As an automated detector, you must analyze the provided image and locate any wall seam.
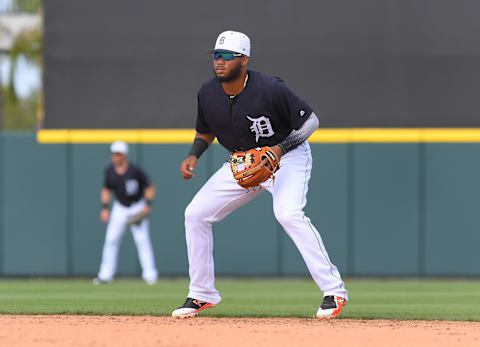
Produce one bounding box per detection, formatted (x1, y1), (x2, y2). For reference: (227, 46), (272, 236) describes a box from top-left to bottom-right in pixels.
(136, 143), (143, 276)
(66, 144), (73, 275)
(346, 143), (355, 275)
(418, 143), (427, 275)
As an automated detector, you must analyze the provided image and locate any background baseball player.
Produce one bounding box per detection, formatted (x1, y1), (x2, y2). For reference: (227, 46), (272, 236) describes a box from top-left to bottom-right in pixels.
(172, 30), (348, 318)
(94, 141), (158, 285)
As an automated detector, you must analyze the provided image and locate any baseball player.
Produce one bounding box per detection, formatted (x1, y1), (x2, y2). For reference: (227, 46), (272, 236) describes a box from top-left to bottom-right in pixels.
(171, 31), (348, 318)
(94, 141), (158, 285)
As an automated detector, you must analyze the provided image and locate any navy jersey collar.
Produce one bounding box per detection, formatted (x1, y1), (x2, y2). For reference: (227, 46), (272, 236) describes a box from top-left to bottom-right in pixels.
(216, 70), (254, 100)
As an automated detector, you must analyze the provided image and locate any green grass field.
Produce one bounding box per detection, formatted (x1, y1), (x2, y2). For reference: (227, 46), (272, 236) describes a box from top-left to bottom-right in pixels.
(0, 278), (479, 321)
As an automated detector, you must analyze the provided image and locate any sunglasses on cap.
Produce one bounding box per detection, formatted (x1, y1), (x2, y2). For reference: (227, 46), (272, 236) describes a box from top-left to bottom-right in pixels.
(212, 51), (243, 61)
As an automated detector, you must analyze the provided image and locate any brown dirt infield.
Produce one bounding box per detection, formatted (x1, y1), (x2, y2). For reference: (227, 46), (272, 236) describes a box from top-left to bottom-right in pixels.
(0, 315), (479, 347)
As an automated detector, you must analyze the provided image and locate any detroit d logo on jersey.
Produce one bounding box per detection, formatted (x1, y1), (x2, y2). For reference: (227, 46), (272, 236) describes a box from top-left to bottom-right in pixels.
(125, 179), (139, 196)
(247, 116), (275, 142)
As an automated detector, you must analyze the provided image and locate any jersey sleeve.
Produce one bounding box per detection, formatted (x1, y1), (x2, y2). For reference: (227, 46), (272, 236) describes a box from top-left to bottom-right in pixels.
(273, 78), (314, 130)
(103, 168), (114, 190)
(137, 167), (152, 188)
(195, 94), (212, 134)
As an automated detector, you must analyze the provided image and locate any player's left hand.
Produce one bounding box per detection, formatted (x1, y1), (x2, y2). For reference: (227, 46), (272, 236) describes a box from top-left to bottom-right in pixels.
(142, 205), (151, 217)
(270, 145), (284, 161)
(262, 145), (284, 171)
(100, 208), (110, 223)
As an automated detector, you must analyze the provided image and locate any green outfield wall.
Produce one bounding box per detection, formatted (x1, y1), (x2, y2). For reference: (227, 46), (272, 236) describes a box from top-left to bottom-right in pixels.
(1, 132), (480, 277)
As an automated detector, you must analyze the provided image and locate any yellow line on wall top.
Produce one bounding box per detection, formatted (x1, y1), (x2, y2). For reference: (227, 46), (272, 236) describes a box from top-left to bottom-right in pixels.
(37, 128), (480, 144)
(37, 129), (196, 144)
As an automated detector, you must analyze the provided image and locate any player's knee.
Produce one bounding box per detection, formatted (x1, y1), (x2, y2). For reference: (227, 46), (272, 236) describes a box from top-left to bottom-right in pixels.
(273, 206), (303, 227)
(185, 202), (206, 225)
(133, 232), (147, 244)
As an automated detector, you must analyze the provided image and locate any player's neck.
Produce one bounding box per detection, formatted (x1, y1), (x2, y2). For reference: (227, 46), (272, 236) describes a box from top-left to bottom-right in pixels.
(114, 161), (129, 175)
(222, 71), (248, 97)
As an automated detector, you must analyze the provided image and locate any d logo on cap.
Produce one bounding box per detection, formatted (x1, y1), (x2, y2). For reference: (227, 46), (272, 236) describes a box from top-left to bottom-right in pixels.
(214, 30), (251, 57)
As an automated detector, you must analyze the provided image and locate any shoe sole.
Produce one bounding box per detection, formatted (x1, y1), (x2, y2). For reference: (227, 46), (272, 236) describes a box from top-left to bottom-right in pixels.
(316, 307), (344, 319)
(316, 312), (341, 319)
(316, 297), (347, 319)
(172, 303), (215, 319)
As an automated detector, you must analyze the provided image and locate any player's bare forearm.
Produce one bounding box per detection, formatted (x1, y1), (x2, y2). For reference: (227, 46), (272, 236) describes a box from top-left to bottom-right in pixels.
(100, 188), (111, 222)
(100, 188), (111, 206)
(181, 132), (216, 180)
(140, 185), (155, 215)
(144, 184), (156, 201)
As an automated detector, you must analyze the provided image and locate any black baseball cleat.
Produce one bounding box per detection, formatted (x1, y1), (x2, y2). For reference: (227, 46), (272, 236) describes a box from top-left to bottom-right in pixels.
(171, 297), (215, 318)
(316, 295), (348, 319)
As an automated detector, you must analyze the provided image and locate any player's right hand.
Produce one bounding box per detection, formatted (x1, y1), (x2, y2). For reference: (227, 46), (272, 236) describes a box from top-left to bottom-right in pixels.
(180, 155), (198, 180)
(100, 208), (110, 223)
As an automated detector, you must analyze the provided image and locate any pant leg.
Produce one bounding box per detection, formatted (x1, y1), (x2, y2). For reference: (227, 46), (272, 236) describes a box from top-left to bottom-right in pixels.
(129, 202), (158, 283)
(98, 202), (128, 281)
(185, 163), (264, 304)
(268, 142), (348, 300)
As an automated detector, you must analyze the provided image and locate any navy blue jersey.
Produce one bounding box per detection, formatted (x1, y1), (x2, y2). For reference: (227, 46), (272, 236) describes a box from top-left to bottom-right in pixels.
(196, 70), (314, 152)
(104, 163), (151, 207)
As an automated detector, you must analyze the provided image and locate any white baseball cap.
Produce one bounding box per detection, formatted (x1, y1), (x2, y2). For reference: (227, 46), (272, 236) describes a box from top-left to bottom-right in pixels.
(110, 141), (129, 155)
(214, 30), (251, 57)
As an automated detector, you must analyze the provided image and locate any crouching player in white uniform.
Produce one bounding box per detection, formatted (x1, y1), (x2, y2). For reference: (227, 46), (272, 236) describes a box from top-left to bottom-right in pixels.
(172, 31), (348, 319)
(94, 141), (158, 285)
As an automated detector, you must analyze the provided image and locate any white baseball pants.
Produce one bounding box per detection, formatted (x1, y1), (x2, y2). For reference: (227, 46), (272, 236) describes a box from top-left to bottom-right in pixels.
(97, 200), (158, 283)
(185, 142), (348, 304)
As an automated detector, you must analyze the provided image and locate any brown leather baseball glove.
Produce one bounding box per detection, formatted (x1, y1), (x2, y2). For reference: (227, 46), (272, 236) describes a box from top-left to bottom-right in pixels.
(127, 210), (149, 226)
(229, 146), (280, 189)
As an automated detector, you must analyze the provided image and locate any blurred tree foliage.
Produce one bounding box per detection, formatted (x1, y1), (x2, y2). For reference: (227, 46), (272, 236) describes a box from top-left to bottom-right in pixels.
(2, 91), (40, 129)
(2, 13), (43, 129)
(14, 0), (42, 13)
